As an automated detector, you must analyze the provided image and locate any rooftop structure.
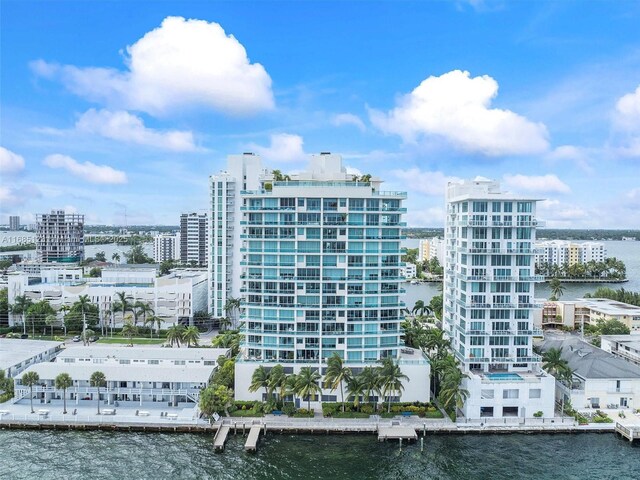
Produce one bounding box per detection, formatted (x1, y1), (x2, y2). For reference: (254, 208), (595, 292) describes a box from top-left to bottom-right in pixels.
(601, 335), (640, 367)
(0, 339), (63, 378)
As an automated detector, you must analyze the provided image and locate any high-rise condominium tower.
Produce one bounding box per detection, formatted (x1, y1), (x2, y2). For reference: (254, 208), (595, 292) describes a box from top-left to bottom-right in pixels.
(220, 153), (429, 403)
(180, 213), (208, 266)
(443, 178), (555, 419)
(36, 210), (84, 263)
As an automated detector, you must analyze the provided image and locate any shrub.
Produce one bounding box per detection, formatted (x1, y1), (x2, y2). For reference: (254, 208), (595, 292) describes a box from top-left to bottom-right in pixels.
(361, 404), (374, 414)
(533, 411), (543, 418)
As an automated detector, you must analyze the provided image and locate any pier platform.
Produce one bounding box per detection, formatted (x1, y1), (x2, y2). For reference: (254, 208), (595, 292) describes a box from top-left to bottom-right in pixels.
(378, 425), (418, 442)
(616, 422), (640, 442)
(213, 425), (230, 452)
(244, 424), (262, 452)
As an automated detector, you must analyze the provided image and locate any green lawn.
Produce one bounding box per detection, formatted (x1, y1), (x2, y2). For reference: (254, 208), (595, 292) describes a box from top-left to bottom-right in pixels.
(96, 337), (165, 345)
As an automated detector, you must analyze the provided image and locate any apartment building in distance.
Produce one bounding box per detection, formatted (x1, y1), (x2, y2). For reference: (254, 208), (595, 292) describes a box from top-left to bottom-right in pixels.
(601, 335), (640, 367)
(443, 178), (555, 419)
(418, 237), (445, 265)
(153, 233), (180, 263)
(180, 213), (208, 266)
(36, 210), (84, 263)
(542, 298), (640, 333)
(9, 215), (20, 231)
(221, 153), (429, 403)
(534, 240), (607, 268)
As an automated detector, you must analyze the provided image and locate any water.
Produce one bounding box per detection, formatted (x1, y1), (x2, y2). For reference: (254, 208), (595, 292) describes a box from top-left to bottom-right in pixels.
(402, 240), (640, 308)
(0, 430), (637, 479)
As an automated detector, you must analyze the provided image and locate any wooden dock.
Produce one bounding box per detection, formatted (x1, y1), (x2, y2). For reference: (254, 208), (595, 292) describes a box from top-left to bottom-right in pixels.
(244, 425), (262, 452)
(213, 425), (231, 452)
(378, 425), (418, 442)
(615, 422), (640, 442)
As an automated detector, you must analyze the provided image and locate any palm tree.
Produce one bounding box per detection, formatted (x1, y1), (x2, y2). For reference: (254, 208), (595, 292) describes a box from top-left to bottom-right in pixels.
(346, 376), (366, 411)
(218, 316), (232, 332)
(378, 357), (409, 413)
(359, 366), (381, 411)
(55, 373), (73, 414)
(542, 348), (569, 378)
(295, 367), (321, 412)
(438, 367), (469, 417)
(224, 297), (242, 329)
(111, 291), (133, 327)
(21, 371), (40, 413)
(134, 302), (154, 330)
(121, 320), (138, 346)
(11, 295), (33, 335)
(323, 353), (352, 412)
(412, 300), (431, 318)
(249, 366), (271, 401)
(272, 169), (284, 181)
(423, 328), (451, 360)
(90, 371), (106, 414)
(59, 305), (70, 336)
(145, 315), (164, 338)
(45, 313), (57, 338)
(73, 294), (93, 335)
(183, 326), (200, 347)
(549, 277), (565, 301)
(166, 325), (185, 347)
(81, 328), (95, 346)
(285, 374), (299, 405)
(267, 364), (287, 402)
(111, 252), (120, 264)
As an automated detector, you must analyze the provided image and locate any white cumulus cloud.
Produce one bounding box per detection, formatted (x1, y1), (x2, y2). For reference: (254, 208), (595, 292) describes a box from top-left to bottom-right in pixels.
(75, 109), (197, 151)
(31, 16), (274, 117)
(370, 70), (549, 156)
(0, 146), (26, 174)
(43, 154), (127, 184)
(502, 174), (571, 194)
(333, 113), (366, 131)
(0, 184), (41, 210)
(247, 134), (305, 163)
(614, 84), (640, 157)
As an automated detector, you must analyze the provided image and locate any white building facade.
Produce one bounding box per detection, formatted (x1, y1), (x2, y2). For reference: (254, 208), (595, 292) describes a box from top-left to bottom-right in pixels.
(233, 153), (429, 403)
(153, 233), (180, 263)
(36, 210), (85, 263)
(180, 213), (208, 266)
(443, 178), (554, 419)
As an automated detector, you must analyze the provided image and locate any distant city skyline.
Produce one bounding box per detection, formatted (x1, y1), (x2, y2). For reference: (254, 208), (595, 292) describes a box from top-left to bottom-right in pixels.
(1, 1), (640, 228)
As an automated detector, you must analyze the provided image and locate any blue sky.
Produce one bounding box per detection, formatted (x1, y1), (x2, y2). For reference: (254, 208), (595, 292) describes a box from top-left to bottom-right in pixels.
(2, 0), (640, 228)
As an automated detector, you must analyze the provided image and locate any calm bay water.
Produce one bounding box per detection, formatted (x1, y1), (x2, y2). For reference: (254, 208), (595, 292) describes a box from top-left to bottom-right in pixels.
(0, 430), (638, 480)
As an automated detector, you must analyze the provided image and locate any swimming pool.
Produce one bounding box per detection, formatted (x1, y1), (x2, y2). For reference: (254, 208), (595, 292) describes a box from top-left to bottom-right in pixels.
(485, 373), (523, 381)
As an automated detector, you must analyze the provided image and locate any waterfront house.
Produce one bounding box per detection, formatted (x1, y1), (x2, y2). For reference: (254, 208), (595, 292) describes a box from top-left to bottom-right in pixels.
(0, 338), (63, 378)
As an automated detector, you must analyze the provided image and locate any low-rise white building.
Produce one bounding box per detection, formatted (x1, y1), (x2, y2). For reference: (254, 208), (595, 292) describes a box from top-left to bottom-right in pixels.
(0, 339), (63, 378)
(400, 262), (417, 279)
(7, 266), (209, 327)
(601, 335), (640, 367)
(539, 334), (640, 410)
(542, 298), (640, 333)
(14, 346), (229, 407)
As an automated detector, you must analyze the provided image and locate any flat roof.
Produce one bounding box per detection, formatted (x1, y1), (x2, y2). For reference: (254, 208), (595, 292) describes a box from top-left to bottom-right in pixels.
(20, 362), (214, 383)
(56, 346), (229, 361)
(577, 298), (640, 316)
(0, 339), (63, 371)
(601, 335), (640, 350)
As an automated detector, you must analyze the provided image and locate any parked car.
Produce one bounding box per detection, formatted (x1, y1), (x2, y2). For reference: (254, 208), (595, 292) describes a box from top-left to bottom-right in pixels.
(89, 336), (99, 343)
(20, 334), (29, 339)
(72, 335), (81, 342)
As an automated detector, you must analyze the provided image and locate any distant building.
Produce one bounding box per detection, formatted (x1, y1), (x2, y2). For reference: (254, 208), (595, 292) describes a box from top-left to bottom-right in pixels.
(535, 240), (607, 269)
(36, 210), (84, 263)
(601, 335), (640, 368)
(0, 338), (63, 378)
(9, 216), (20, 231)
(180, 213), (207, 266)
(539, 333), (640, 410)
(153, 233), (180, 263)
(542, 298), (640, 333)
(418, 237), (445, 265)
(400, 262), (417, 279)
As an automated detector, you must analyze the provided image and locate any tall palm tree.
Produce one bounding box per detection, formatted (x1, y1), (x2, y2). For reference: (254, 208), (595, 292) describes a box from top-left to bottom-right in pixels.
(90, 371), (106, 414)
(423, 328), (451, 360)
(45, 313), (57, 338)
(21, 371), (40, 413)
(549, 277), (566, 301)
(412, 299), (431, 317)
(346, 376), (366, 411)
(218, 316), (232, 332)
(267, 364), (287, 402)
(166, 325), (185, 347)
(183, 326), (200, 347)
(285, 373), (299, 404)
(438, 367), (469, 417)
(249, 366), (270, 401)
(323, 353), (353, 412)
(55, 373), (73, 414)
(121, 321), (138, 346)
(111, 291), (133, 327)
(378, 357), (409, 413)
(111, 252), (120, 264)
(11, 295), (33, 335)
(358, 366), (381, 411)
(59, 305), (70, 336)
(224, 297), (242, 329)
(145, 315), (164, 338)
(134, 302), (154, 330)
(74, 294), (93, 335)
(542, 348), (569, 378)
(295, 367), (321, 412)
